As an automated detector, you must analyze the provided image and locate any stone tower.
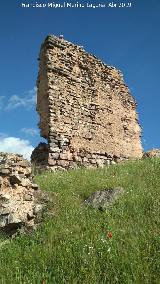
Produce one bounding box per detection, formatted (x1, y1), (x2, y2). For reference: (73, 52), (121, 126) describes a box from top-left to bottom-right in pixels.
(31, 35), (143, 170)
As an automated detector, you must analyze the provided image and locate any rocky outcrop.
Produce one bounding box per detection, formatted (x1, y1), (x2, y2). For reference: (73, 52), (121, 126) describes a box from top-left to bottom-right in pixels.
(32, 35), (143, 171)
(85, 187), (124, 210)
(143, 149), (160, 158)
(0, 152), (45, 235)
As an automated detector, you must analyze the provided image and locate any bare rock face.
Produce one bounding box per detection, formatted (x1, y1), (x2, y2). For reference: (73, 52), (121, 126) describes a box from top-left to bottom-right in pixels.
(85, 187), (124, 210)
(0, 152), (45, 235)
(31, 35), (143, 171)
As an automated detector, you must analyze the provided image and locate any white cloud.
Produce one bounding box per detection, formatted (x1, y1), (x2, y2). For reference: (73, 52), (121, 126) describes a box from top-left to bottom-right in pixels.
(0, 137), (34, 160)
(21, 127), (39, 136)
(5, 87), (37, 110)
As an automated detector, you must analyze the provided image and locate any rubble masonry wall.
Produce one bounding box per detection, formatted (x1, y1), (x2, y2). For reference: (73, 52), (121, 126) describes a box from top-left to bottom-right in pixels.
(31, 35), (143, 170)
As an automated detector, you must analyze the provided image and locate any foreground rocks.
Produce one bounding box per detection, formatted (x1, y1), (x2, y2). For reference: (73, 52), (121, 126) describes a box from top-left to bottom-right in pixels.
(0, 152), (47, 236)
(85, 187), (124, 210)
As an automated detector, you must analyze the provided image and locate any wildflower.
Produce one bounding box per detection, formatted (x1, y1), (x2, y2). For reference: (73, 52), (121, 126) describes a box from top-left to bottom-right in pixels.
(107, 232), (113, 238)
(88, 246), (94, 254)
(89, 246), (94, 249)
(101, 238), (107, 243)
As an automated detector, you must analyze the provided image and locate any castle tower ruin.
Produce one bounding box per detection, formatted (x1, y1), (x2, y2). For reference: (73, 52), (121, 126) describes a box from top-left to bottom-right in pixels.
(31, 35), (143, 170)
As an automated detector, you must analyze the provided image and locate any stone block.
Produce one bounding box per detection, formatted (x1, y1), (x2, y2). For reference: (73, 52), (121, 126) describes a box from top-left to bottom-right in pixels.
(57, 160), (70, 167)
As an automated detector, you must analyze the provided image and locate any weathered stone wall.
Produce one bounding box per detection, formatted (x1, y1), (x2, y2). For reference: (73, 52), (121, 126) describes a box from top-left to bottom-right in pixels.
(32, 35), (143, 170)
(0, 153), (44, 235)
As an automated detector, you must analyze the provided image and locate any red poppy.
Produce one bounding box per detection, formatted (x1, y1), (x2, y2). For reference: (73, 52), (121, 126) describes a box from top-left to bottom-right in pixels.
(107, 232), (113, 238)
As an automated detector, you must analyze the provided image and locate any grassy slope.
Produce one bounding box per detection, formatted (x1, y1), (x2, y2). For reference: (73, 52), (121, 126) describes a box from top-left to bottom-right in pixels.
(0, 158), (160, 284)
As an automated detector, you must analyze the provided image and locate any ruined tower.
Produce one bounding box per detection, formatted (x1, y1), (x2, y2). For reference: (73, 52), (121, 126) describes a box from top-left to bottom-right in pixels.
(31, 35), (143, 170)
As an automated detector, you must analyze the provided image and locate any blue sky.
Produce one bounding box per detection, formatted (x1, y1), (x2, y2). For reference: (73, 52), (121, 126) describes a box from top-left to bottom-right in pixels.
(0, 0), (160, 159)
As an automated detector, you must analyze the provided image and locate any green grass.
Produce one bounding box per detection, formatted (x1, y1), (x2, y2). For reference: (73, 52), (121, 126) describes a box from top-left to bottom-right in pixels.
(0, 158), (160, 284)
